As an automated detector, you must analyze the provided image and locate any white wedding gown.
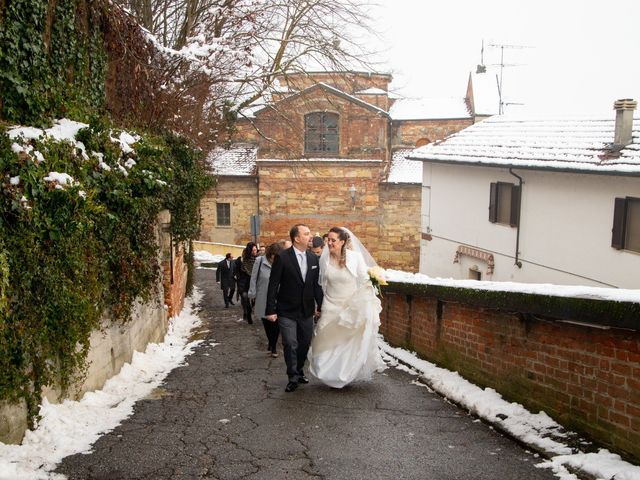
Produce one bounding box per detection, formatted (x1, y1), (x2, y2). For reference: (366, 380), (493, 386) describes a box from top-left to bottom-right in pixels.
(308, 251), (386, 388)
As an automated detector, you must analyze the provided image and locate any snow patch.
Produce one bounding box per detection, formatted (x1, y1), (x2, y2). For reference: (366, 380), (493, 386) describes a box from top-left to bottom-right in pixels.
(0, 289), (207, 479)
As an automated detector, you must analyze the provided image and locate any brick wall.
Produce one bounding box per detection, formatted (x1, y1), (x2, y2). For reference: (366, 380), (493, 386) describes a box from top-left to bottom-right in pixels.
(380, 285), (640, 462)
(256, 160), (383, 255)
(378, 184), (421, 271)
(251, 90), (389, 160)
(200, 176), (258, 245)
(158, 210), (189, 318)
(162, 243), (188, 317)
(277, 71), (392, 95)
(392, 118), (473, 148)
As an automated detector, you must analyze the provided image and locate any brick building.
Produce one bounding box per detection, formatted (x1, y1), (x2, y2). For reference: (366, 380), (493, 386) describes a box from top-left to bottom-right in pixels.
(200, 71), (496, 271)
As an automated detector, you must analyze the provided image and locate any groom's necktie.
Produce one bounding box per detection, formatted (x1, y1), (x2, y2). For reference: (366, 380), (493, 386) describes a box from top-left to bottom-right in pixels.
(297, 252), (307, 280)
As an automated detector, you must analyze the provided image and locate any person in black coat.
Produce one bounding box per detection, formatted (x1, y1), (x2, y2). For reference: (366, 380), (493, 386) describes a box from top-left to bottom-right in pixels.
(265, 224), (323, 392)
(236, 242), (258, 323)
(216, 252), (236, 308)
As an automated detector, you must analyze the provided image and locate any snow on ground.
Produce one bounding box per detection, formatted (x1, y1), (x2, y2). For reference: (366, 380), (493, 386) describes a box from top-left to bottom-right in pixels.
(0, 289), (206, 480)
(1, 276), (638, 479)
(379, 338), (640, 480)
(385, 269), (640, 303)
(193, 250), (225, 266)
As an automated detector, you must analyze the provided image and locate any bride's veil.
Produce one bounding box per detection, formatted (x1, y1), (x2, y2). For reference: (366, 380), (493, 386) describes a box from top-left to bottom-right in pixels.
(319, 227), (378, 273)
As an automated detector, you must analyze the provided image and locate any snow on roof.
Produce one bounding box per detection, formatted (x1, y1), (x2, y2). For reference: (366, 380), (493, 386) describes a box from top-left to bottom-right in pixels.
(409, 115), (640, 175)
(385, 149), (422, 184)
(206, 144), (257, 176)
(390, 97), (471, 120)
(470, 72), (500, 116)
(257, 158), (383, 163)
(355, 87), (387, 95)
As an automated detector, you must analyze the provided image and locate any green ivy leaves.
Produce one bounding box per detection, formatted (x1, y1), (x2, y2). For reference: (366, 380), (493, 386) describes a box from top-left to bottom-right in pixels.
(0, 0), (106, 124)
(0, 121), (212, 425)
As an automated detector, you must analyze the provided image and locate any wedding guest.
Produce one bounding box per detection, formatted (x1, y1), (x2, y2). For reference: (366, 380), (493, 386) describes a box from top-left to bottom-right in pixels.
(249, 243), (283, 357)
(322, 233), (329, 246)
(310, 236), (324, 257)
(215, 253), (236, 308)
(258, 245), (266, 256)
(236, 242), (257, 324)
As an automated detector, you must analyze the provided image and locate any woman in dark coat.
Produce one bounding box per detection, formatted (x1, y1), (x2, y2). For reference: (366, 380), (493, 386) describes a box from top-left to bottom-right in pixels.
(235, 242), (257, 324)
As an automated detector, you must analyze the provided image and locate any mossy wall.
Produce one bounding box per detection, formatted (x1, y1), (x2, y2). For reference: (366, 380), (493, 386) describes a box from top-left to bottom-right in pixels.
(380, 281), (640, 463)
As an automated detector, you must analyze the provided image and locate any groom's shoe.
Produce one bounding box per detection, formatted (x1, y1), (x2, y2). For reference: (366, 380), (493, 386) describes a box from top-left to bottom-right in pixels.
(298, 376), (309, 384)
(285, 381), (298, 392)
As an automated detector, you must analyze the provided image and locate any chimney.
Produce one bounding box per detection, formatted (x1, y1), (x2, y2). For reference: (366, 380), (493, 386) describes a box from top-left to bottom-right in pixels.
(613, 98), (637, 148)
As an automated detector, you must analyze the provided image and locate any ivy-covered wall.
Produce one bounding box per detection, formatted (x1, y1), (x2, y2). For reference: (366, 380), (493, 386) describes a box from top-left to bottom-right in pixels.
(0, 0), (105, 124)
(0, 121), (212, 424)
(0, 0), (215, 428)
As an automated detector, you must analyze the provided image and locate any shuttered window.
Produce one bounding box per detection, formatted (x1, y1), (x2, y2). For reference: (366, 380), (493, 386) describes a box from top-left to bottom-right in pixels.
(612, 197), (640, 253)
(216, 203), (231, 226)
(489, 182), (520, 227)
(304, 112), (339, 154)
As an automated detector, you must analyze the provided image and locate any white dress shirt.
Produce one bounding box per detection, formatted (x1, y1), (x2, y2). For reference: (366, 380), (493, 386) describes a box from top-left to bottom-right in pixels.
(294, 247), (307, 280)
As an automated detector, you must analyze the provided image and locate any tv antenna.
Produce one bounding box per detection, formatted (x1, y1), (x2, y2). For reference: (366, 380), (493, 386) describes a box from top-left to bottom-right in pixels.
(476, 41), (532, 114)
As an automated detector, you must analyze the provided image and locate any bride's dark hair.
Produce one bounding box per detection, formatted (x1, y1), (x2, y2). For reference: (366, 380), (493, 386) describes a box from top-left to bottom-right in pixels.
(329, 227), (351, 267)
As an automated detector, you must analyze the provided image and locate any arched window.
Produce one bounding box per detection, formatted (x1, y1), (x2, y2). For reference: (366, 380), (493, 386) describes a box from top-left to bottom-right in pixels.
(415, 138), (431, 147)
(304, 112), (339, 154)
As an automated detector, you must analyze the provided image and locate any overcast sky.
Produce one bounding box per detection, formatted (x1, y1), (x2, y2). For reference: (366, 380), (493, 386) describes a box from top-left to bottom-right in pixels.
(370, 0), (640, 115)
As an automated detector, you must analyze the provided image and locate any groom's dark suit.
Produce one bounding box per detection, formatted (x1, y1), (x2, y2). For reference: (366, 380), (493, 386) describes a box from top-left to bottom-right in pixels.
(266, 246), (323, 384)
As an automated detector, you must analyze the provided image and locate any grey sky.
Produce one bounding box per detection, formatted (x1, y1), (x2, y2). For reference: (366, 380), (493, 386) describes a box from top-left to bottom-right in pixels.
(372, 0), (640, 115)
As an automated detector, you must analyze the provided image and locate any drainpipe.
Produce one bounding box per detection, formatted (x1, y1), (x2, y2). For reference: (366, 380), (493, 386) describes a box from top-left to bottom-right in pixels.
(255, 174), (260, 245)
(509, 168), (523, 268)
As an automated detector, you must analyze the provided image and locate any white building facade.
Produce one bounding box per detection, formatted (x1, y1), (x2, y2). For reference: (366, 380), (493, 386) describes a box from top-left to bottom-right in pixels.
(412, 101), (640, 289)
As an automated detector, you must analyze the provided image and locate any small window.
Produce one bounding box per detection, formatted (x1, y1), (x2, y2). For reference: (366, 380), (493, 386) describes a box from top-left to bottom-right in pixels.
(304, 112), (339, 154)
(612, 197), (640, 253)
(489, 182), (520, 227)
(216, 203), (231, 226)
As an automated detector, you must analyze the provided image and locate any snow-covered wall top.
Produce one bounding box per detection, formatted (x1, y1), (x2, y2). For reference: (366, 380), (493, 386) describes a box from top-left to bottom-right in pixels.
(389, 97), (472, 120)
(385, 269), (640, 304)
(408, 115), (640, 174)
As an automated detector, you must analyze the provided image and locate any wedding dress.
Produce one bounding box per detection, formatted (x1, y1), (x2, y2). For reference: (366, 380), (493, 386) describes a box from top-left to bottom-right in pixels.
(308, 247), (385, 388)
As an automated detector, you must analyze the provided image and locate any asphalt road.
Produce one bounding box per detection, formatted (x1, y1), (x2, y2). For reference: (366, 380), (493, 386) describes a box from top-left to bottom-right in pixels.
(56, 268), (559, 480)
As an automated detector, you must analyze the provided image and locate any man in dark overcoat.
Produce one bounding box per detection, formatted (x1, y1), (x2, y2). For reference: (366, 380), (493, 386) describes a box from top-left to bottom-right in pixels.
(216, 252), (236, 308)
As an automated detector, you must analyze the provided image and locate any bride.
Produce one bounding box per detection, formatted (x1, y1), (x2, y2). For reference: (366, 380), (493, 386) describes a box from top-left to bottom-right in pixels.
(308, 227), (386, 388)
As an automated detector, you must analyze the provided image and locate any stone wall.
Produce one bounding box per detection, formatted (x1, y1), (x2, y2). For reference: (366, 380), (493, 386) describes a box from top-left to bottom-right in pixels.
(380, 282), (640, 462)
(0, 283), (169, 445)
(0, 212), (184, 444)
(256, 160), (384, 255)
(199, 176), (258, 246)
(392, 118), (473, 148)
(378, 184), (421, 271)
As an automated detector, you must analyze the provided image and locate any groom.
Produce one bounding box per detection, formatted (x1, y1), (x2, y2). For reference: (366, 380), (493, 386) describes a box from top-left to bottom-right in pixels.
(265, 224), (323, 392)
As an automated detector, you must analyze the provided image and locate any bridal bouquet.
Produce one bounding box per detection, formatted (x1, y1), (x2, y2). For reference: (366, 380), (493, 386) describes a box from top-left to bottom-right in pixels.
(368, 266), (388, 297)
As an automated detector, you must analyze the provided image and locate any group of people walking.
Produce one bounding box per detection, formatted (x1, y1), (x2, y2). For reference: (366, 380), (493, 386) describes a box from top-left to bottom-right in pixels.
(216, 224), (385, 392)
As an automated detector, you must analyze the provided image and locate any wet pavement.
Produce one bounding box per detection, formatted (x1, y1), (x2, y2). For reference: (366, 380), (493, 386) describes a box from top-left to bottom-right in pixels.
(56, 268), (559, 479)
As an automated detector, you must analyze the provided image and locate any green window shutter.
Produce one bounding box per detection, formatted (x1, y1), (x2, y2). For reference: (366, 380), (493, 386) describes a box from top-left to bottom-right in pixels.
(489, 182), (498, 223)
(611, 197), (627, 250)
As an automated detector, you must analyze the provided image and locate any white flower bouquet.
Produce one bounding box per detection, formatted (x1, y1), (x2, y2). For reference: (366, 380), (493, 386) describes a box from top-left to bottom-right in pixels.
(367, 266), (388, 297)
